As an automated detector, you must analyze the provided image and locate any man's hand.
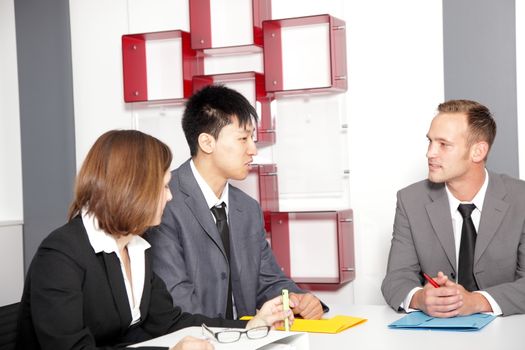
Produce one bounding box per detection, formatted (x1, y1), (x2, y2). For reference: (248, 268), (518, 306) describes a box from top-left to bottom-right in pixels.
(289, 293), (324, 319)
(410, 271), (463, 317)
(442, 278), (493, 316)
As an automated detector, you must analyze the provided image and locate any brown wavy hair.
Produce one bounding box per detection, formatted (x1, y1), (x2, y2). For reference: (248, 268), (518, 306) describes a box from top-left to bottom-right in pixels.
(68, 130), (172, 236)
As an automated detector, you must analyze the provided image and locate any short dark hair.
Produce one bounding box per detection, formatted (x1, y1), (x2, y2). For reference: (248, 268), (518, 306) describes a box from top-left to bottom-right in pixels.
(182, 85), (259, 156)
(437, 99), (497, 149)
(68, 130), (172, 236)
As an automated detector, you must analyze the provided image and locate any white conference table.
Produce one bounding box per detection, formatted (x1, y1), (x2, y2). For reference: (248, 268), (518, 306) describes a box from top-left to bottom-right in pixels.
(133, 304), (524, 349)
(311, 304), (524, 350)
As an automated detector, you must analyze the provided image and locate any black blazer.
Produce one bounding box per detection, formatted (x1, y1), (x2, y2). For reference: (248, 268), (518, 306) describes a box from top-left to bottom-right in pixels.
(16, 216), (245, 350)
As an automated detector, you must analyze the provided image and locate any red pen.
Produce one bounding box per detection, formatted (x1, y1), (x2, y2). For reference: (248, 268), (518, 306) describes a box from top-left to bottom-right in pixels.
(423, 272), (439, 288)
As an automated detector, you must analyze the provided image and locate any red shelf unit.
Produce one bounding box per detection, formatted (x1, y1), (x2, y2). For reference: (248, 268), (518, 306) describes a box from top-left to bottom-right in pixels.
(253, 164), (279, 213)
(270, 209), (355, 288)
(121, 8), (354, 289)
(192, 72), (275, 145)
(189, 0), (271, 54)
(263, 14), (347, 96)
(122, 30), (202, 103)
(253, 164), (278, 242)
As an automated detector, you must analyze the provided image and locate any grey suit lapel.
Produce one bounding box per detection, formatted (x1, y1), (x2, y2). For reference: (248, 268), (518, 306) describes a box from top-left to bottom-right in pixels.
(227, 187), (245, 272)
(178, 160), (228, 260)
(226, 186), (249, 314)
(426, 184), (456, 271)
(475, 172), (509, 264)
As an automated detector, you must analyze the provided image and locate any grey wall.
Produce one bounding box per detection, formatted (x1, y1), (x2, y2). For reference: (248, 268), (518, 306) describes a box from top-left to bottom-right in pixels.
(15, 0), (76, 269)
(443, 0), (519, 176)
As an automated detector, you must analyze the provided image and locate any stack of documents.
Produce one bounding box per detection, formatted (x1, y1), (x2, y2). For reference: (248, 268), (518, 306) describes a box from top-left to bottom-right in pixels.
(388, 311), (495, 331)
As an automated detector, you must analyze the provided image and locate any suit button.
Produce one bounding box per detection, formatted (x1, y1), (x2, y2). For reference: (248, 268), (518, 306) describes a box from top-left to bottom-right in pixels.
(221, 272), (227, 280)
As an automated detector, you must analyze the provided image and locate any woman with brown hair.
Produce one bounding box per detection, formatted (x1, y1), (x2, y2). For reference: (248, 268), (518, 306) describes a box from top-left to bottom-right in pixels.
(16, 130), (292, 350)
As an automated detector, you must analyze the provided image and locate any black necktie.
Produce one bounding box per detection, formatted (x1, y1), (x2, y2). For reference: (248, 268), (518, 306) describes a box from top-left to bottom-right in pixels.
(210, 202), (234, 319)
(457, 204), (479, 291)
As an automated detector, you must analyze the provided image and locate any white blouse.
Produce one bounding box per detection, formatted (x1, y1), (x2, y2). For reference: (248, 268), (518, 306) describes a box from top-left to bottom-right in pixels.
(82, 211), (150, 325)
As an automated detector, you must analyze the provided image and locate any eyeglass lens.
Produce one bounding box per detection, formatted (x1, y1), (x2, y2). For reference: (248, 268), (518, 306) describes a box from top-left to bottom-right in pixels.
(217, 331), (242, 343)
(202, 324), (270, 344)
(246, 326), (270, 339)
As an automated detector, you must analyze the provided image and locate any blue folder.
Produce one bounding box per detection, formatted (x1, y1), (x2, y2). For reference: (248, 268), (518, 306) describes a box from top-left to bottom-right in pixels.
(388, 311), (495, 331)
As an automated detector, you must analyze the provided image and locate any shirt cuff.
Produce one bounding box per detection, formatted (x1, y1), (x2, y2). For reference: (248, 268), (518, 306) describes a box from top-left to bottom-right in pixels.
(400, 287), (422, 313)
(474, 291), (502, 316)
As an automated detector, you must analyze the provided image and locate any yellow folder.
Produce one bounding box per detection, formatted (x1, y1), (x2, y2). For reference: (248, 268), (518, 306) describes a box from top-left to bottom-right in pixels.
(241, 315), (367, 334)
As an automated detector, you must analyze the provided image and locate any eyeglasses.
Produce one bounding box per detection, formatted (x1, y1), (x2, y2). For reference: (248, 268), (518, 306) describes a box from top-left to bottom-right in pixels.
(201, 323), (270, 343)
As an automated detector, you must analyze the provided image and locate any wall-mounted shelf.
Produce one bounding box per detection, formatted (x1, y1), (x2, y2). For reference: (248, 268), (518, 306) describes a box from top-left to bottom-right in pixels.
(270, 209), (354, 287)
(263, 14), (347, 96)
(193, 72), (275, 145)
(189, 0), (271, 54)
(122, 30), (202, 103)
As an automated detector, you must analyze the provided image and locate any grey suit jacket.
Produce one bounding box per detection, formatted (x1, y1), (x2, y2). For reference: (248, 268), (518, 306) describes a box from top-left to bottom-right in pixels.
(146, 160), (304, 318)
(381, 171), (525, 316)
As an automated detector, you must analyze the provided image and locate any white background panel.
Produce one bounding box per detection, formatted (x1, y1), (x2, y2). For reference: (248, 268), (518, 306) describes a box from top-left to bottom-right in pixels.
(289, 214), (339, 279)
(146, 38), (184, 100)
(281, 23), (331, 90)
(210, 0), (254, 47)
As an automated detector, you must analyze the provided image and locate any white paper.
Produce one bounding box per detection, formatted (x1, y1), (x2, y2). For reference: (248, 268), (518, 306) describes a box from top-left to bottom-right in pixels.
(130, 326), (309, 350)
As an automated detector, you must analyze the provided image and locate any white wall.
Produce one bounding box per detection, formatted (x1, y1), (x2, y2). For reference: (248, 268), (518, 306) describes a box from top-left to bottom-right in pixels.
(0, 0), (23, 223)
(69, 0), (444, 306)
(344, 0), (444, 304)
(69, 0), (132, 169)
(0, 0), (24, 306)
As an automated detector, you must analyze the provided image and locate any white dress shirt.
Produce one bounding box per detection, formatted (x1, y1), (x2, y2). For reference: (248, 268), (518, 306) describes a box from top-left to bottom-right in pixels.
(402, 169), (502, 315)
(82, 210), (150, 325)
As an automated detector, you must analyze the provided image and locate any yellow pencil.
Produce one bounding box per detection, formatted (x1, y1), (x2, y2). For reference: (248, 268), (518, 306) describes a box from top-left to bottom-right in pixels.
(282, 289), (290, 331)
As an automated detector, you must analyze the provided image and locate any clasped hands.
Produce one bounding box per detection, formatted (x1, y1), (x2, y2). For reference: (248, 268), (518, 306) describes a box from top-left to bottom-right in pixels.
(410, 271), (492, 318)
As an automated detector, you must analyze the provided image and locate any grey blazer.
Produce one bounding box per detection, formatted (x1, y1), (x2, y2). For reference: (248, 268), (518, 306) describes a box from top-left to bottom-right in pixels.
(146, 160), (304, 319)
(381, 171), (525, 316)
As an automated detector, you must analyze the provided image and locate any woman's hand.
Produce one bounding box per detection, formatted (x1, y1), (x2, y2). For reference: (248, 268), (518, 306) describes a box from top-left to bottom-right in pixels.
(171, 336), (213, 350)
(246, 295), (294, 329)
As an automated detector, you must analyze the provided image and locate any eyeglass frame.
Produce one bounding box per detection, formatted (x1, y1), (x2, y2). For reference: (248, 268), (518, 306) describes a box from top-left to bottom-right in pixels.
(201, 323), (271, 343)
